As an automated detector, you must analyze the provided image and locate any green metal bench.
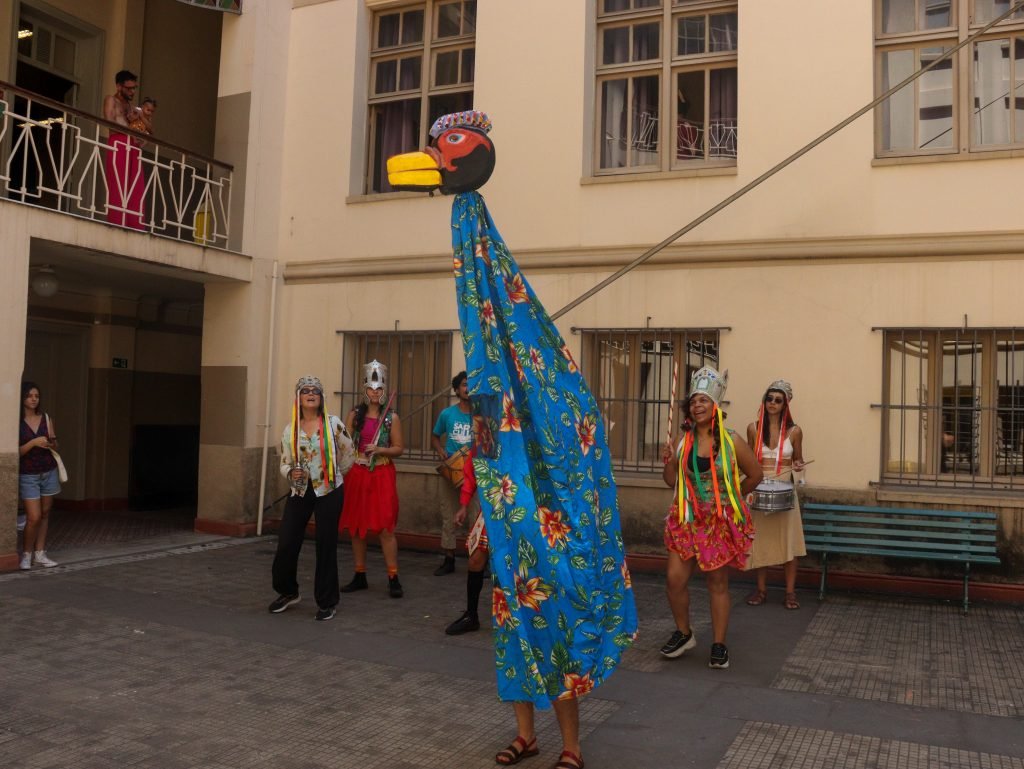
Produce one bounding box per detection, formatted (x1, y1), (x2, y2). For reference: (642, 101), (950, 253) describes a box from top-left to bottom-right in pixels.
(802, 503), (1000, 613)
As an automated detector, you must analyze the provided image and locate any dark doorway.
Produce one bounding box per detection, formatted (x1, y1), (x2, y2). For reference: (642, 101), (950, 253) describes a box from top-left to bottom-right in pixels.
(129, 425), (200, 509)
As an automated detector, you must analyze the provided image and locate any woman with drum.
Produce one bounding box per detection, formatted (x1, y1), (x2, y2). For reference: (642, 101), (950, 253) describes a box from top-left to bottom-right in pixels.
(743, 379), (807, 610)
(661, 366), (762, 669)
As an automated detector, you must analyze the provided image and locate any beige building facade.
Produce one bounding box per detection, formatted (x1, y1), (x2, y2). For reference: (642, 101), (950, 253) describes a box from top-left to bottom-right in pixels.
(2, 0), (1023, 579)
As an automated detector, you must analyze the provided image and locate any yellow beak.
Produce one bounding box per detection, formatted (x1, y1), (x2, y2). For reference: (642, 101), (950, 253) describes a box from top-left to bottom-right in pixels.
(386, 151), (442, 191)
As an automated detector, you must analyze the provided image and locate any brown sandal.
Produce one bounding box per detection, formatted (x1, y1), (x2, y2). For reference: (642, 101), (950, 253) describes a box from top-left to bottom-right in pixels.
(745, 589), (767, 606)
(496, 736), (539, 765)
(554, 750), (584, 769)
(784, 592), (801, 610)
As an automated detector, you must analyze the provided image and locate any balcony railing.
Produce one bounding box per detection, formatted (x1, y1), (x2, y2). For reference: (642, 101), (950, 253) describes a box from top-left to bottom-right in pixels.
(0, 81), (232, 248)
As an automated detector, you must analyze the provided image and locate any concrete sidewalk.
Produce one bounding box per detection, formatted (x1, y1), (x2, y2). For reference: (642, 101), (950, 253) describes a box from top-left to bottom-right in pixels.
(1, 537), (1022, 769)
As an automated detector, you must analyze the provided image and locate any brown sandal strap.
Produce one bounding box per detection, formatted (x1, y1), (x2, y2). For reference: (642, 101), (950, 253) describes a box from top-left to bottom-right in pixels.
(554, 750), (584, 769)
(784, 592), (801, 609)
(496, 736), (538, 765)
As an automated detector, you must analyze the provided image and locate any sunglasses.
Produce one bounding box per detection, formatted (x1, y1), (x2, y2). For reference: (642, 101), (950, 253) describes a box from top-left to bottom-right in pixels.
(299, 388), (322, 396)
(764, 395), (786, 405)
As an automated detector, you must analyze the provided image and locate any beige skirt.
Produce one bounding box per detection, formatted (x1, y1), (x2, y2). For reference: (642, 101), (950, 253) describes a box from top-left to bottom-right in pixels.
(744, 472), (807, 570)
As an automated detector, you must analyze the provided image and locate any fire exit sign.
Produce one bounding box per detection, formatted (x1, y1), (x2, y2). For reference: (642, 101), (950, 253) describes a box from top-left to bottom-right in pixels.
(112, 357), (129, 369)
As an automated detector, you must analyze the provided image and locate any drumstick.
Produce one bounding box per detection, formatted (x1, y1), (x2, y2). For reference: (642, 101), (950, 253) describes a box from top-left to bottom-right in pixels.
(761, 459), (814, 482)
(666, 360), (679, 447)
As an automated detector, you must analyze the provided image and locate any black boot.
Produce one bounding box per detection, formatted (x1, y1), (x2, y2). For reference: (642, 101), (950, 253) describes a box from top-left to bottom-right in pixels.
(433, 556), (456, 576)
(388, 574), (404, 598)
(340, 572), (368, 593)
(445, 611), (480, 635)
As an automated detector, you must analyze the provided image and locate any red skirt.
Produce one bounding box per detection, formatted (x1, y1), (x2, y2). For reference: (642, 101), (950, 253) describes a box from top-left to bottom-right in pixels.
(339, 462), (399, 536)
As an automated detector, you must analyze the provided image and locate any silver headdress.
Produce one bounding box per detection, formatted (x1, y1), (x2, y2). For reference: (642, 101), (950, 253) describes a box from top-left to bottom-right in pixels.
(295, 374), (324, 394)
(363, 360), (388, 405)
(766, 379), (793, 402)
(689, 365), (728, 405)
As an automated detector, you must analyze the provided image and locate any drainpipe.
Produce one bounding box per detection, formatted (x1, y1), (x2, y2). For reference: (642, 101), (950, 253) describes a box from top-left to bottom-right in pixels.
(256, 260), (280, 536)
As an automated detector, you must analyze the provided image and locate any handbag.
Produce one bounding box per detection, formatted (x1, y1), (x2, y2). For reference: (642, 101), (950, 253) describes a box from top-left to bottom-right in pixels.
(334, 418), (356, 477)
(45, 414), (68, 483)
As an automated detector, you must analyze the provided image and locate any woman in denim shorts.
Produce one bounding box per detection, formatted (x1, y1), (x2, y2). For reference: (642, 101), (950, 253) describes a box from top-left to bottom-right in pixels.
(19, 382), (60, 570)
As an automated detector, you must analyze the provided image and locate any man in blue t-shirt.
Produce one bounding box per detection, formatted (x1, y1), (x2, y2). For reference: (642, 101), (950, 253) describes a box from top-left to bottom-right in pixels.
(431, 370), (473, 575)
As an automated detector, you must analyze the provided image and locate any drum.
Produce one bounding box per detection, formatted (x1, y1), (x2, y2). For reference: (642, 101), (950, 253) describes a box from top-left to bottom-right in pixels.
(436, 447), (470, 488)
(751, 479), (794, 513)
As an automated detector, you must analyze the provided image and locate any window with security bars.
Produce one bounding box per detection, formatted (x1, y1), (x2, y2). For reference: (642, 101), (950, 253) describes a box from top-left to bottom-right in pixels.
(595, 0), (738, 174)
(875, 0), (1024, 157)
(578, 327), (721, 472)
(881, 327), (1024, 490)
(367, 0), (476, 193)
(339, 330), (455, 460)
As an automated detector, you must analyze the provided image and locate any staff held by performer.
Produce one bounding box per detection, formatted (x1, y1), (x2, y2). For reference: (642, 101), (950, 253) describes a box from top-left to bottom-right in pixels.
(339, 360), (405, 598)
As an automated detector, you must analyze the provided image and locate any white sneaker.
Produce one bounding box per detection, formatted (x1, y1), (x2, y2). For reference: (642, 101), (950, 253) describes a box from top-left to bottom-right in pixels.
(33, 551), (58, 568)
(19, 553), (32, 570)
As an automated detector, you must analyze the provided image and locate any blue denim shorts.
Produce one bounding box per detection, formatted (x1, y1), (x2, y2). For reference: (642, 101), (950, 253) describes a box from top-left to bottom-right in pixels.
(19, 468), (61, 501)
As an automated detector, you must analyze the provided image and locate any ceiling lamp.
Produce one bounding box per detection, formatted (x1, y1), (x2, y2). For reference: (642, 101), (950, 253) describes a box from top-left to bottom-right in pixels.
(31, 266), (59, 298)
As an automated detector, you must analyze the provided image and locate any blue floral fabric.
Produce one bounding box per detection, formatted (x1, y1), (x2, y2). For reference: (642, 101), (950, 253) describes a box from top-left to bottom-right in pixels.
(451, 191), (638, 709)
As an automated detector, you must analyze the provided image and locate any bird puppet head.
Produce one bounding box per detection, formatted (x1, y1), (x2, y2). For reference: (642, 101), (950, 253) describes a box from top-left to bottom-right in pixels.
(387, 110), (495, 194)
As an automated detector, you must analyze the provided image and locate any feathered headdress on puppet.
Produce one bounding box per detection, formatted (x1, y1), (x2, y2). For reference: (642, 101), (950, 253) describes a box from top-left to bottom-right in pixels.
(387, 112), (637, 709)
(676, 366), (748, 527)
(753, 378), (795, 475)
(288, 375), (340, 489)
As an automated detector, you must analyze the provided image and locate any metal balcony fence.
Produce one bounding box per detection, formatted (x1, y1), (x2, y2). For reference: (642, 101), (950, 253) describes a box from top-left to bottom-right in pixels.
(0, 81), (232, 248)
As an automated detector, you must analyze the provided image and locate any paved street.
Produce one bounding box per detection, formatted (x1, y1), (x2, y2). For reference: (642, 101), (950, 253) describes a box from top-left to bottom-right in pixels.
(2, 536), (1023, 768)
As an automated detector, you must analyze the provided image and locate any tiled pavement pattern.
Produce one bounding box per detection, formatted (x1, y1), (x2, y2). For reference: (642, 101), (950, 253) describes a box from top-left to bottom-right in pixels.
(43, 508), (195, 550)
(719, 723), (1024, 769)
(773, 594), (1024, 717)
(2, 537), (1023, 768)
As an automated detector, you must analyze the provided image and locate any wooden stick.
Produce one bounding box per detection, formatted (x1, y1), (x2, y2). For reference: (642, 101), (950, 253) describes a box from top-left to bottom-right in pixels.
(666, 359), (680, 447)
(760, 459), (815, 483)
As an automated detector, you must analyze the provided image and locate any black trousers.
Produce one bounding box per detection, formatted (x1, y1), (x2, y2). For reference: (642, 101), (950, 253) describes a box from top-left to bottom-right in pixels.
(271, 483), (343, 609)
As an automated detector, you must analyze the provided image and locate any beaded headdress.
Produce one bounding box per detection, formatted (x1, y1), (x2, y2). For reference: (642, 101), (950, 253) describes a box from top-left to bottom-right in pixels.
(689, 366), (728, 405)
(767, 379), (794, 401)
(295, 375), (324, 394)
(429, 110), (492, 140)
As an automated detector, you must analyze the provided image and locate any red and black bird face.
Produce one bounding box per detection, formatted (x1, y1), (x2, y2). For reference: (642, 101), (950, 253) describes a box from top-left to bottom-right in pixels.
(387, 127), (496, 194)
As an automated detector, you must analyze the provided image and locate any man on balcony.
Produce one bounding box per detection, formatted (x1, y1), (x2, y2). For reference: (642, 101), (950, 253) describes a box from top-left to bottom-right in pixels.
(102, 70), (145, 231)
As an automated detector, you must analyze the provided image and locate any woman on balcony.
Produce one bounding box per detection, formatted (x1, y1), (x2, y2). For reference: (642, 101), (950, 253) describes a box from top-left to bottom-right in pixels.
(102, 70), (145, 231)
(743, 380), (807, 610)
(339, 361), (405, 598)
(660, 366), (762, 669)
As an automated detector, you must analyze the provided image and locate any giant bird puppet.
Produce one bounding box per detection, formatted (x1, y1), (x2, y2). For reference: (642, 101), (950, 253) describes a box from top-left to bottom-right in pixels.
(388, 111), (638, 708)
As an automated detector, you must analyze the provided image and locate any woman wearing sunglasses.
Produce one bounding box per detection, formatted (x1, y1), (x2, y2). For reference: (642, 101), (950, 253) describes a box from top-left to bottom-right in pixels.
(743, 380), (807, 610)
(269, 375), (353, 621)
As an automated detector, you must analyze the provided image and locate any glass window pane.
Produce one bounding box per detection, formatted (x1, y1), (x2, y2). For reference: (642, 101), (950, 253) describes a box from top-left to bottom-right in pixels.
(54, 35), (75, 75)
(600, 79), (628, 168)
(604, 0), (630, 12)
(677, 70), (705, 159)
(461, 47), (476, 84)
(940, 335), (982, 475)
(435, 50), (460, 86)
(919, 47), (954, 149)
(463, 1), (477, 35)
(370, 98), (421, 193)
(709, 12), (737, 52)
(922, 0), (952, 28)
(636, 0), (662, 7)
(677, 16), (705, 56)
(1016, 39), (1024, 142)
(399, 55), (422, 91)
(401, 10), (424, 45)
(438, 2), (461, 38)
(973, 39), (1012, 146)
(709, 67), (738, 157)
(374, 59), (398, 94)
(633, 22), (660, 61)
(429, 91), (473, 127)
(603, 27), (630, 64)
(885, 335), (930, 477)
(630, 74), (660, 166)
(975, 0), (1011, 24)
(881, 0), (914, 33)
(995, 335), (1024, 476)
(377, 13), (400, 48)
(881, 49), (916, 150)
